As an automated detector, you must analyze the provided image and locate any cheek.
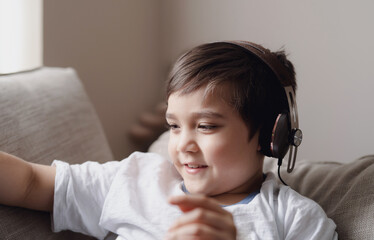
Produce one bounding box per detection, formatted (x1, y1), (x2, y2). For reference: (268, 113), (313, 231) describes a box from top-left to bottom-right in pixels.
(202, 133), (251, 163)
(168, 138), (174, 156)
(200, 136), (230, 159)
(168, 135), (177, 160)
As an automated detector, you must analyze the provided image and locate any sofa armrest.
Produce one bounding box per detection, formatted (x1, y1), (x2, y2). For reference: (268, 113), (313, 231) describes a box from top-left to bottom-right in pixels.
(0, 67), (113, 239)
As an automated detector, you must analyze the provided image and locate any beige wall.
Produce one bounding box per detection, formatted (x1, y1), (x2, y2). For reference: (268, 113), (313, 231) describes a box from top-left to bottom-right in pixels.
(44, 0), (164, 159)
(45, 0), (374, 162)
(160, 0), (374, 163)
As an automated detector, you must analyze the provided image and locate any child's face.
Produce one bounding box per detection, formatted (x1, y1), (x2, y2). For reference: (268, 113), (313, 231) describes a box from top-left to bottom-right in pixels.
(166, 86), (264, 199)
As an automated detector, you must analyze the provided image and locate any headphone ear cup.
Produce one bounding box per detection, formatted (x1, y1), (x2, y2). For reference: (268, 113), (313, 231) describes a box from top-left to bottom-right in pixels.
(271, 113), (290, 159)
(259, 114), (277, 157)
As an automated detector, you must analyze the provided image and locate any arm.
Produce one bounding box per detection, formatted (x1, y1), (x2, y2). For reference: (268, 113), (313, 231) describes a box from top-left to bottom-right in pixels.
(0, 151), (55, 212)
(166, 195), (236, 240)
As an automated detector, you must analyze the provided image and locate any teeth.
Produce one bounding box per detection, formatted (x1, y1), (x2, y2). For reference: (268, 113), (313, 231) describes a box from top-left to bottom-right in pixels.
(187, 164), (206, 168)
(188, 164), (200, 168)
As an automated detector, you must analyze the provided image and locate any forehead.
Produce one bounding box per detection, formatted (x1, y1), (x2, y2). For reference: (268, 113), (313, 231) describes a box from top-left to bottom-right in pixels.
(168, 86), (224, 109)
(166, 86), (238, 120)
(168, 83), (234, 106)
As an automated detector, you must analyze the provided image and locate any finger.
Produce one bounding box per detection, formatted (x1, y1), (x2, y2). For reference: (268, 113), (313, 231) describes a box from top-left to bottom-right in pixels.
(166, 223), (233, 240)
(169, 207), (233, 232)
(168, 195), (236, 237)
(169, 195), (226, 214)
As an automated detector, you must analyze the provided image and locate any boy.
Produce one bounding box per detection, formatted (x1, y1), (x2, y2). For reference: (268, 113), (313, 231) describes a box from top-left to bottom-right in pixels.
(0, 41), (337, 239)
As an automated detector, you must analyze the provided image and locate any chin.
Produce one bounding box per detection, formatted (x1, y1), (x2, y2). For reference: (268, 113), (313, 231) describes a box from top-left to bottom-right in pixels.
(185, 183), (212, 196)
(184, 182), (204, 194)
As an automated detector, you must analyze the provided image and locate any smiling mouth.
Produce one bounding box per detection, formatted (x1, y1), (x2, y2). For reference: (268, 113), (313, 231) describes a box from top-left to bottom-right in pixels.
(185, 164), (208, 169)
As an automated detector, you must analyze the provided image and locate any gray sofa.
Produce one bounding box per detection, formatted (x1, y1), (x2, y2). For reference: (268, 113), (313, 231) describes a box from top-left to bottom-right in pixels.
(277, 155), (374, 239)
(1, 67), (373, 239)
(0, 67), (112, 239)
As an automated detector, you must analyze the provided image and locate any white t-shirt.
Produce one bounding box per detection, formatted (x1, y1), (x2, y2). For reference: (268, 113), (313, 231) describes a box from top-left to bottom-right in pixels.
(52, 152), (338, 240)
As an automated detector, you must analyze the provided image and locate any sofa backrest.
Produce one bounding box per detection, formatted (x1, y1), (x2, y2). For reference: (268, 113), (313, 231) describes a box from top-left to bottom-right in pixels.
(0, 67), (113, 239)
(281, 155), (374, 240)
(262, 155), (374, 240)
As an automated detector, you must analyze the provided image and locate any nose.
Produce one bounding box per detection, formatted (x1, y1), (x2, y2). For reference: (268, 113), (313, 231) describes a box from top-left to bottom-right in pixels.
(176, 129), (198, 153)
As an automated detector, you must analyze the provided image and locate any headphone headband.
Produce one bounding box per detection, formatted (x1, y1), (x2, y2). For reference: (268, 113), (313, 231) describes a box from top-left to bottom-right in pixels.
(225, 41), (302, 173)
(226, 41), (295, 88)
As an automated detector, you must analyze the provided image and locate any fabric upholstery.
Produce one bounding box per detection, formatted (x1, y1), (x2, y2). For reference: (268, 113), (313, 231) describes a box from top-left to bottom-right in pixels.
(277, 155), (374, 240)
(0, 67), (113, 239)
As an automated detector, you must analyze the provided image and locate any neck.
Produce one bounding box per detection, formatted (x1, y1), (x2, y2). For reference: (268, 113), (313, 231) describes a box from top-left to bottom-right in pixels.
(212, 171), (264, 205)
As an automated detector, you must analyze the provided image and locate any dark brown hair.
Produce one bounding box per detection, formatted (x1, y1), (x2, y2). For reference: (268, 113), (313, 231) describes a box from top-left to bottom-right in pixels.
(166, 42), (296, 141)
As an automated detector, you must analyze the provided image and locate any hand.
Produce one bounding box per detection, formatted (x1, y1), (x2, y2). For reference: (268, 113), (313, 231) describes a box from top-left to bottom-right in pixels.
(165, 195), (236, 240)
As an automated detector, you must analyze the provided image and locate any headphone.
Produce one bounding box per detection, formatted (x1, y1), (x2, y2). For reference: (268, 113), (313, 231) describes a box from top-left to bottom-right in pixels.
(226, 41), (303, 173)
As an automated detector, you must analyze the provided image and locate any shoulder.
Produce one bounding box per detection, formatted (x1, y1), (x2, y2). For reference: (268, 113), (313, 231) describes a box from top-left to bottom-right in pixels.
(261, 172), (337, 239)
(125, 151), (169, 162)
(120, 151), (175, 172)
(261, 172), (327, 216)
(262, 172), (314, 203)
(111, 151), (181, 185)
(99, 152), (183, 233)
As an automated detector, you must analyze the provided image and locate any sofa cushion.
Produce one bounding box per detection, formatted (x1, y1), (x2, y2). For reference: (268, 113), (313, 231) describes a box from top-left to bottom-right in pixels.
(0, 67), (113, 239)
(0, 67), (113, 164)
(275, 155), (374, 240)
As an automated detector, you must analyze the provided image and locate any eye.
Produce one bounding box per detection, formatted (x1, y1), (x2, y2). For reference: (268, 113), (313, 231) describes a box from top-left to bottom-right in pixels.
(198, 124), (218, 131)
(166, 123), (179, 130)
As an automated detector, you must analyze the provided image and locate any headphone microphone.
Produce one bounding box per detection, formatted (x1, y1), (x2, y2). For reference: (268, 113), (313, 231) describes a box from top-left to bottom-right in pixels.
(225, 41), (303, 174)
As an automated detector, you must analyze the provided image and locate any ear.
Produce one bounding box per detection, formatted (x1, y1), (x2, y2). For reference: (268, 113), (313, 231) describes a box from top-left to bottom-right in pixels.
(257, 143), (261, 151)
(252, 129), (262, 152)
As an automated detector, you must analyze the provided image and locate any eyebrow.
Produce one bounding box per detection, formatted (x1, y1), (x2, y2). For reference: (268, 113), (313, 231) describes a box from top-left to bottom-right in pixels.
(165, 111), (225, 120)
